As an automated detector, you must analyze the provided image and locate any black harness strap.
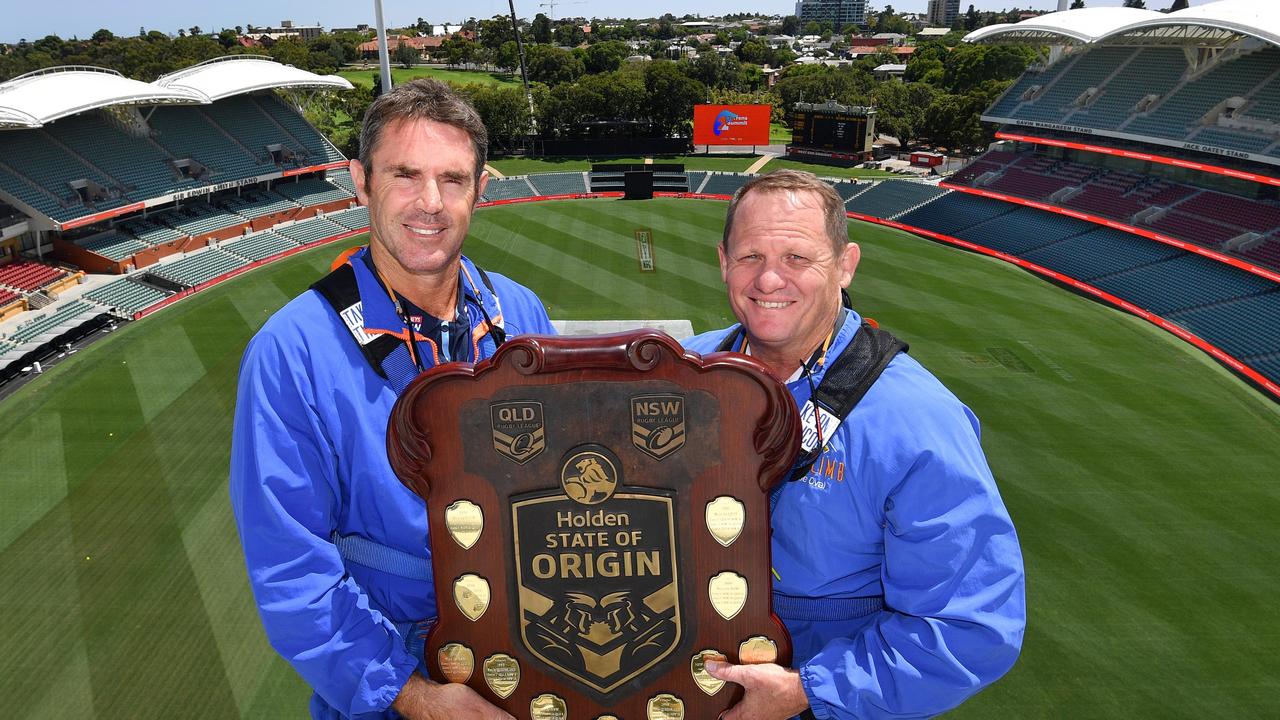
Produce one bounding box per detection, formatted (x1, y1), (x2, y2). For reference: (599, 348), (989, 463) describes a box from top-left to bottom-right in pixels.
(310, 262), (403, 381)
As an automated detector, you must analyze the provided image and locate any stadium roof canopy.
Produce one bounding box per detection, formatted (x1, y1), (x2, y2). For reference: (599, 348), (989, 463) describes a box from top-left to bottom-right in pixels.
(154, 56), (353, 102)
(1097, 0), (1280, 49)
(963, 7), (1162, 46)
(0, 66), (205, 129)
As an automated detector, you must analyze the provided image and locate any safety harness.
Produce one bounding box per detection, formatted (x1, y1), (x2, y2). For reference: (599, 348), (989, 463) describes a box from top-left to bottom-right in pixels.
(717, 318), (908, 623)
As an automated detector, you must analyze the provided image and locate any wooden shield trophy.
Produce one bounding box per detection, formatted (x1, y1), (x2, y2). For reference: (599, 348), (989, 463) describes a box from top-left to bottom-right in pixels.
(388, 330), (799, 720)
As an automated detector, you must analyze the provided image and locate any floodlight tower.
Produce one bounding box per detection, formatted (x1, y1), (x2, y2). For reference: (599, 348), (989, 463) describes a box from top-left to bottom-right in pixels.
(373, 0), (393, 93)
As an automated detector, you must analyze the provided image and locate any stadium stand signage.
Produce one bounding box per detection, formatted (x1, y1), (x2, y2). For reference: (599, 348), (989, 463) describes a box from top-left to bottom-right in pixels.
(985, 116), (1280, 170)
(169, 176), (265, 202)
(994, 132), (1280, 188)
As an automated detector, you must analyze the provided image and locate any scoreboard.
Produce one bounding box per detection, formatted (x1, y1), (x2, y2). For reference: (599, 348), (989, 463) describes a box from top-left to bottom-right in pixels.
(789, 102), (876, 158)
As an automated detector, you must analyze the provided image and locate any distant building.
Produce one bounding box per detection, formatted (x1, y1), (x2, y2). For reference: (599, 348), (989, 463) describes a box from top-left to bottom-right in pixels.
(927, 0), (960, 28)
(917, 27), (951, 38)
(247, 20), (323, 42)
(795, 0), (868, 29)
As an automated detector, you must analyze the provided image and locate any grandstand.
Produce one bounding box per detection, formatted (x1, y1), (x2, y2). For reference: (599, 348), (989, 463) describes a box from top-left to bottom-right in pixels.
(0, 56), (357, 377)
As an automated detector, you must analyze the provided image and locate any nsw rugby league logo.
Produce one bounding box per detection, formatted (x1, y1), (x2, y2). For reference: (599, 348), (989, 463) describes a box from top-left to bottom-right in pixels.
(630, 394), (685, 460)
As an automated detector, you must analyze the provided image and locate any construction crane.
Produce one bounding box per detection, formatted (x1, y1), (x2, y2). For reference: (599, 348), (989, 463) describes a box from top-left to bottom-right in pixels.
(539, 0), (585, 20)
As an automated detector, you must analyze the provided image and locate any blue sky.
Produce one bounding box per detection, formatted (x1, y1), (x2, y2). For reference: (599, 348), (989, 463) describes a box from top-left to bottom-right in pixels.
(3, 0), (1210, 44)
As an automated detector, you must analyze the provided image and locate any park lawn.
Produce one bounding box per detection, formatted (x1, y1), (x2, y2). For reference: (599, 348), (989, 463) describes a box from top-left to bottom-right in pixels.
(338, 66), (520, 88)
(488, 154), (761, 176)
(770, 121), (792, 144)
(1, 198), (1277, 717)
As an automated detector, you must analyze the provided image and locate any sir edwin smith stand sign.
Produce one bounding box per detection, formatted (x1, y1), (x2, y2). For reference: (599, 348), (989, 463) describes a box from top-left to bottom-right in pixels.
(388, 330), (799, 720)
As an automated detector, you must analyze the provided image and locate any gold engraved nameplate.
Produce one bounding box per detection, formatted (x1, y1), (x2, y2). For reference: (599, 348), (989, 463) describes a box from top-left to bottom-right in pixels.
(445, 500), (484, 550)
(596, 716), (621, 720)
(708, 571), (747, 620)
(530, 693), (568, 720)
(483, 653), (520, 699)
(437, 643), (475, 683)
(704, 496), (745, 547)
(691, 650), (726, 695)
(453, 574), (490, 622)
(646, 693), (685, 720)
(739, 636), (779, 664)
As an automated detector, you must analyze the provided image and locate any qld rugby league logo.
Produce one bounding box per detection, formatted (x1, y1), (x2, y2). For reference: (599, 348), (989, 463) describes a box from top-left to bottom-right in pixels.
(491, 401), (546, 464)
(631, 394), (685, 460)
(511, 445), (682, 698)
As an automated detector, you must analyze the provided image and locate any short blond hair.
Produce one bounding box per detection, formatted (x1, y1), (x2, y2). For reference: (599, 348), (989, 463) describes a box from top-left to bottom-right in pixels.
(722, 170), (849, 256)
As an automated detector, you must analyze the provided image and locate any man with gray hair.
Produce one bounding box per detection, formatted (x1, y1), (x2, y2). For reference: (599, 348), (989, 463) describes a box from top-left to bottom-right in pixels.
(683, 170), (1026, 719)
(231, 79), (552, 718)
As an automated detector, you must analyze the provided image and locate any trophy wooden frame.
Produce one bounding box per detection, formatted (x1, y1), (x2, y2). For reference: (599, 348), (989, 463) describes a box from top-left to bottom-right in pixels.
(388, 330), (799, 720)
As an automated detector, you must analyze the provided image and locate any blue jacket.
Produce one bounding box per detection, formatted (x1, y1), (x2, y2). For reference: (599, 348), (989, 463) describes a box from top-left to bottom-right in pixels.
(684, 310), (1025, 720)
(230, 248), (554, 718)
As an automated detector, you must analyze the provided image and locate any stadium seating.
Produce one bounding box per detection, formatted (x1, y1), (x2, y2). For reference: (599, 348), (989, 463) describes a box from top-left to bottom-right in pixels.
(1092, 254), (1278, 315)
(986, 54), (1079, 118)
(147, 249), (248, 288)
(1169, 291), (1280, 360)
(222, 231), (300, 262)
(1020, 226), (1184, 281)
(1020, 47), (1135, 123)
(153, 202), (244, 237)
(831, 180), (862, 202)
(272, 217), (347, 245)
(203, 98), (307, 167)
(77, 232), (150, 261)
(84, 277), (171, 316)
(248, 94), (347, 166)
(0, 129), (127, 222)
(274, 177), (355, 206)
(844, 181), (946, 219)
(481, 177), (537, 201)
(1144, 211), (1241, 249)
(328, 169), (357, 195)
(147, 105), (265, 180)
(700, 173), (751, 196)
(1126, 48), (1278, 143)
(49, 112), (195, 200)
(326, 206), (370, 231)
(684, 171), (709, 193)
(0, 261), (69, 291)
(896, 191), (1017, 237)
(956, 206), (1110, 256)
(526, 172), (589, 196)
(118, 217), (183, 245)
(1176, 191), (1280, 234)
(219, 189), (297, 220)
(3, 300), (95, 344)
(1072, 48), (1188, 129)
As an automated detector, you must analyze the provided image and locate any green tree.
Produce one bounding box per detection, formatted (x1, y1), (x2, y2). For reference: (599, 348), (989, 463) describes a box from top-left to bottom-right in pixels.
(735, 38), (770, 65)
(494, 41), (520, 75)
(1166, 0), (1188, 9)
(1070, 0), (1086, 8)
(643, 61), (706, 136)
(781, 15), (801, 35)
(582, 40), (629, 74)
(964, 5), (980, 31)
(393, 42), (418, 68)
(478, 15), (514, 50)
(942, 43), (1036, 93)
(525, 44), (584, 85)
(1123, 0), (1147, 8)
(553, 23), (586, 47)
(530, 13), (552, 44)
(871, 81), (934, 146)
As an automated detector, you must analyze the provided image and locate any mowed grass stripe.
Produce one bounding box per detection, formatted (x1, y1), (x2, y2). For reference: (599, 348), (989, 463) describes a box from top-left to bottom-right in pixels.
(1, 202), (1278, 717)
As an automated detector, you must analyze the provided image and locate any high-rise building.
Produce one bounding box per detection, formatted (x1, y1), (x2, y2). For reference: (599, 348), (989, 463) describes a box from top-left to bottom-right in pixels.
(926, 0), (961, 27)
(795, 0), (868, 29)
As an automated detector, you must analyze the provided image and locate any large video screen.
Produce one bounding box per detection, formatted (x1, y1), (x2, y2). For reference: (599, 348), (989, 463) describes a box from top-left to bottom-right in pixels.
(693, 104), (772, 146)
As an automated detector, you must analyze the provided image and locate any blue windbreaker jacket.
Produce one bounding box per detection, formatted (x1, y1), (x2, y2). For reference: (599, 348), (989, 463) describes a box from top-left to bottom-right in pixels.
(684, 310), (1025, 719)
(230, 248), (554, 718)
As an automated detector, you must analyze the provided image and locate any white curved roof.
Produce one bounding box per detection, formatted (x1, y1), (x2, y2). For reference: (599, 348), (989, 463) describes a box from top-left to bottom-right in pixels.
(0, 66), (205, 128)
(964, 7), (1165, 45)
(1099, 0), (1280, 48)
(0, 105), (40, 129)
(155, 56), (353, 102)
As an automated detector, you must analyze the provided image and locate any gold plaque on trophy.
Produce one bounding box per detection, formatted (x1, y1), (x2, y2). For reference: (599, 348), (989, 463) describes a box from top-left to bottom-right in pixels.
(445, 500), (484, 550)
(596, 716), (621, 720)
(454, 574), (491, 622)
(739, 636), (778, 665)
(437, 643), (475, 683)
(690, 650), (726, 696)
(646, 693), (685, 720)
(704, 496), (745, 547)
(708, 571), (747, 620)
(483, 653), (520, 699)
(530, 693), (568, 720)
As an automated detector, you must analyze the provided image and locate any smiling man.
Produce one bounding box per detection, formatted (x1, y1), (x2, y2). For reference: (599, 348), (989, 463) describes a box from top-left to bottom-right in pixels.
(230, 80), (551, 719)
(683, 170), (1026, 719)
